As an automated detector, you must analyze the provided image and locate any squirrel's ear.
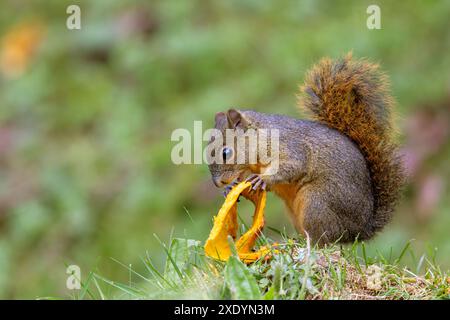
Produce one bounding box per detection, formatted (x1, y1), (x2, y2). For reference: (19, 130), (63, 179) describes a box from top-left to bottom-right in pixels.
(227, 109), (250, 129)
(214, 112), (227, 129)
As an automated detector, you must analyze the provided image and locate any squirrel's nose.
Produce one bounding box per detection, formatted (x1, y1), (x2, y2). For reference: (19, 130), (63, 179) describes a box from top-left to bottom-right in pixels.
(212, 176), (224, 188)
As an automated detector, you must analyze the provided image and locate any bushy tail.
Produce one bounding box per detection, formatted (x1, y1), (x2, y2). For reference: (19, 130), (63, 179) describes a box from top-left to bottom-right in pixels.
(298, 53), (404, 235)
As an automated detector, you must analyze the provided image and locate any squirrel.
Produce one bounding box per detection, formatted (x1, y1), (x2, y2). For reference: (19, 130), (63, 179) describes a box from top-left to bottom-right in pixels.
(208, 53), (404, 245)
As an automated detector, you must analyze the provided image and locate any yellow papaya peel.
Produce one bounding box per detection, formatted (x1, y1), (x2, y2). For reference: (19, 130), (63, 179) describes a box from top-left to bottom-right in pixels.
(204, 181), (270, 263)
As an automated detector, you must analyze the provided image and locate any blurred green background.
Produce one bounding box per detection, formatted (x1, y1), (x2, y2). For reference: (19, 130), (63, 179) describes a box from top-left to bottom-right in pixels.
(0, 0), (448, 299)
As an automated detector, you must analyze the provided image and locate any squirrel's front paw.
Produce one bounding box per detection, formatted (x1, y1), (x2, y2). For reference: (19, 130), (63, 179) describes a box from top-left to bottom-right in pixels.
(223, 179), (241, 199)
(246, 174), (267, 192)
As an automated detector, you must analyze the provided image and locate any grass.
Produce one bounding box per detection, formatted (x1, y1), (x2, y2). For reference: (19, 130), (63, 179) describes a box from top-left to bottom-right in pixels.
(73, 233), (450, 300)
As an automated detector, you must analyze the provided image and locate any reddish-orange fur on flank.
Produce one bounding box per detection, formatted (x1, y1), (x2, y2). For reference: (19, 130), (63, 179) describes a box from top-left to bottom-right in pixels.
(272, 184), (305, 230)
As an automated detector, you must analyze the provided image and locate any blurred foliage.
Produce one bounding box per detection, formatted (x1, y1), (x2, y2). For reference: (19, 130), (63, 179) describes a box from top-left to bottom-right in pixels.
(0, 0), (448, 298)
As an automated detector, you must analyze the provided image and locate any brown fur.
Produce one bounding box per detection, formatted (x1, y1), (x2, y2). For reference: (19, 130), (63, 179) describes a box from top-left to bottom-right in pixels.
(299, 53), (404, 234)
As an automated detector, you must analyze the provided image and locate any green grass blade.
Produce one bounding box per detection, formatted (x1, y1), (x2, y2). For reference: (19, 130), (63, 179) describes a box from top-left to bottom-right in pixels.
(225, 255), (261, 299)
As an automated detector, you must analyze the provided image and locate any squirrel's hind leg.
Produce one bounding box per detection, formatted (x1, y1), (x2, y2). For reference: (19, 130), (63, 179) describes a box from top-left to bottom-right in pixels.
(294, 189), (349, 246)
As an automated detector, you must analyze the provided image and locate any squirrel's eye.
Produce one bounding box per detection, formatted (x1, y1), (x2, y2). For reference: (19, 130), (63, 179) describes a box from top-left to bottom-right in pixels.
(222, 147), (234, 162)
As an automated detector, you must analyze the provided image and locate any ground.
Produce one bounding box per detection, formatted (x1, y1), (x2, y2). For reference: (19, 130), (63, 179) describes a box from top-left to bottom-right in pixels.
(75, 236), (450, 300)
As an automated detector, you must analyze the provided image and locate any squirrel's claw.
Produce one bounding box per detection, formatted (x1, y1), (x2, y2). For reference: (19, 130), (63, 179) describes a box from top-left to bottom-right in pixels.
(223, 179), (241, 201)
(246, 174), (267, 192)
